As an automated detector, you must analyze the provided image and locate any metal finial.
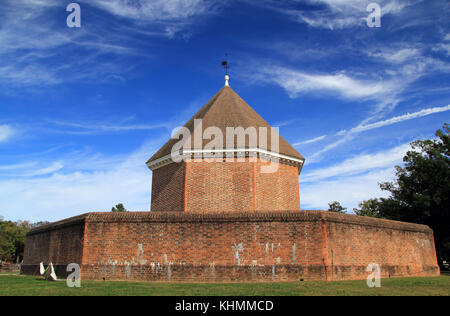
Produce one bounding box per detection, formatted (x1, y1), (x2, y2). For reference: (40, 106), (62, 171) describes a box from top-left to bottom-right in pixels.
(221, 55), (230, 86)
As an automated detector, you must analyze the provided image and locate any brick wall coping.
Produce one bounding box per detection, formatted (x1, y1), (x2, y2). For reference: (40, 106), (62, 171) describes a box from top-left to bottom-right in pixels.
(27, 210), (432, 236)
(26, 213), (88, 236)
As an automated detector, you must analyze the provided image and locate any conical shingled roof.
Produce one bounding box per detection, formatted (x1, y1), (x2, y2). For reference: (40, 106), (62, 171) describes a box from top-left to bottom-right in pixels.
(147, 86), (304, 164)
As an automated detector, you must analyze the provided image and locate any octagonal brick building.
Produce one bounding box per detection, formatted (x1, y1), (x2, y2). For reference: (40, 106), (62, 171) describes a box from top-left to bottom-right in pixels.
(147, 83), (305, 213)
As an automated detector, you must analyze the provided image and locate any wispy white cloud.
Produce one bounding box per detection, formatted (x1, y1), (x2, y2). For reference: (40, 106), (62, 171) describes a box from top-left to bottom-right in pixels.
(306, 104), (449, 161)
(300, 14), (360, 30)
(0, 125), (15, 142)
(24, 162), (64, 177)
(293, 135), (326, 146)
(254, 45), (448, 108)
(250, 37), (450, 121)
(248, 60), (449, 162)
(256, 66), (396, 100)
(368, 46), (450, 78)
(0, 141), (158, 222)
(78, 0), (225, 39)
(272, 119), (297, 128)
(436, 33), (450, 55)
(85, 0), (220, 22)
(337, 104), (450, 136)
(302, 143), (410, 182)
(323, 0), (418, 29)
(307, 134), (354, 162)
(433, 43), (450, 56)
(301, 168), (394, 211)
(0, 64), (61, 86)
(262, 0), (421, 30)
(0, 0), (223, 87)
(317, 0), (414, 16)
(0, 161), (64, 177)
(370, 48), (421, 64)
(0, 162), (35, 171)
(0, 1), (127, 86)
(48, 120), (169, 134)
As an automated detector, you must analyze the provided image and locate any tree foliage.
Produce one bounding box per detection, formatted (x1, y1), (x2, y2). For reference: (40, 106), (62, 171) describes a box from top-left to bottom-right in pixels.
(356, 124), (450, 264)
(111, 203), (127, 212)
(328, 201), (347, 213)
(0, 220), (32, 262)
(0, 218), (50, 262)
(353, 199), (382, 218)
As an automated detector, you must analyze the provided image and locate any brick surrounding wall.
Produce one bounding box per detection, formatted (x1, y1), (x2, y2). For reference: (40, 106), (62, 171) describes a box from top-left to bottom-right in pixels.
(22, 211), (439, 282)
(21, 215), (86, 277)
(151, 158), (300, 213)
(321, 213), (440, 280)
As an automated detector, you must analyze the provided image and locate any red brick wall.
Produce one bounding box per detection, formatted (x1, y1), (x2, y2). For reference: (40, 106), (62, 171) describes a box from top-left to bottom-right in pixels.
(22, 211), (439, 282)
(323, 213), (440, 280)
(77, 211), (438, 282)
(21, 216), (85, 277)
(185, 159), (255, 212)
(254, 159), (300, 211)
(151, 162), (185, 212)
(152, 158), (300, 213)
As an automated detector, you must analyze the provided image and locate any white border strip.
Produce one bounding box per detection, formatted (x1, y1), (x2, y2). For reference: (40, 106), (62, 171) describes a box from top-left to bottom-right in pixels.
(147, 148), (304, 170)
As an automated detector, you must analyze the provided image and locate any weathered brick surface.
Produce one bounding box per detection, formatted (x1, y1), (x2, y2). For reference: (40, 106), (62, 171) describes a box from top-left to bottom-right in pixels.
(152, 158), (300, 213)
(22, 211), (439, 282)
(253, 159), (300, 211)
(185, 159), (255, 212)
(151, 163), (185, 212)
(21, 215), (86, 277)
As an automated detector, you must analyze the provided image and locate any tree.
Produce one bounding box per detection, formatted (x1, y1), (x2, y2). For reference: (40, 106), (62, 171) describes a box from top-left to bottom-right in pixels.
(328, 201), (347, 213)
(0, 220), (31, 262)
(0, 218), (50, 262)
(30, 221), (50, 228)
(353, 199), (382, 218)
(363, 124), (450, 264)
(111, 203), (127, 212)
(0, 227), (15, 261)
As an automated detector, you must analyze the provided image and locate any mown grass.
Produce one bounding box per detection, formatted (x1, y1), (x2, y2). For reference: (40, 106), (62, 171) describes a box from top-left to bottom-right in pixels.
(0, 274), (448, 296)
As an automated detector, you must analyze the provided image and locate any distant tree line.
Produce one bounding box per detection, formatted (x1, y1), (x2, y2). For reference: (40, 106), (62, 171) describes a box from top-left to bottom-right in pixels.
(1, 202), (128, 262)
(328, 124), (449, 266)
(0, 218), (49, 262)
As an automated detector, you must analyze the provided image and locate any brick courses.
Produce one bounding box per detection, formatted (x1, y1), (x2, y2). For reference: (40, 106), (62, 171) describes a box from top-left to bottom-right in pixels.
(151, 162), (185, 212)
(22, 211), (440, 281)
(151, 158), (300, 213)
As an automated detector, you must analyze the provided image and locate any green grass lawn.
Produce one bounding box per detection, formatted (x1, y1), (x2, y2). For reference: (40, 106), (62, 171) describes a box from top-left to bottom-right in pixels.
(0, 273), (449, 296)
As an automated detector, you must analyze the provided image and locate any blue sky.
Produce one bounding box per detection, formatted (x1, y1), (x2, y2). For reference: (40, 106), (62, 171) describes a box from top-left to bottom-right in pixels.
(0, 0), (449, 222)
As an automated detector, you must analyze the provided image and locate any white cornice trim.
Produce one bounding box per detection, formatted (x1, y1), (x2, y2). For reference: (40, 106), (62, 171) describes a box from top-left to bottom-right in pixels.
(147, 148), (305, 171)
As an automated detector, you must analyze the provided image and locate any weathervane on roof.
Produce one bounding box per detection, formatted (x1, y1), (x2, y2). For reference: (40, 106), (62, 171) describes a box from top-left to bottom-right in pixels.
(221, 54), (230, 86)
